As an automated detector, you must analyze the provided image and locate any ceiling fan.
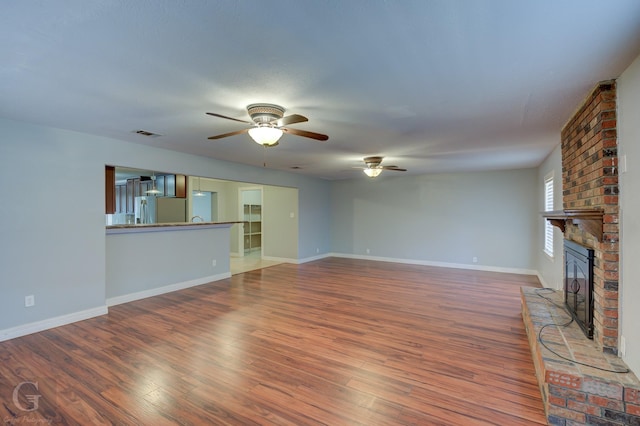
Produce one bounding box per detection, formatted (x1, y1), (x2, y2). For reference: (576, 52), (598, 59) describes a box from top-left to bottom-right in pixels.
(357, 156), (407, 178)
(206, 103), (329, 147)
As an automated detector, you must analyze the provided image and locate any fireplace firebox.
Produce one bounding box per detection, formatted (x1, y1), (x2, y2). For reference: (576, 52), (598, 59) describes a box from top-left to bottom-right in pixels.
(564, 240), (595, 339)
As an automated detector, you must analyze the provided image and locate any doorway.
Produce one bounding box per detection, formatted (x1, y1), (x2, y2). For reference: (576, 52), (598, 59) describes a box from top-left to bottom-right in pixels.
(239, 187), (263, 256)
(184, 176), (298, 274)
(230, 187), (283, 274)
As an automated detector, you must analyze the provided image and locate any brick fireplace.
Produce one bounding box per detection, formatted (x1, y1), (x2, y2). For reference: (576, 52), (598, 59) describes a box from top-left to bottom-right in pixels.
(521, 81), (640, 425)
(561, 80), (619, 355)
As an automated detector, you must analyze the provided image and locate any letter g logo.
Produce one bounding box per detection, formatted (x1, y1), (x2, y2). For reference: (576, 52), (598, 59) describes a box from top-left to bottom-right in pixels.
(12, 381), (41, 412)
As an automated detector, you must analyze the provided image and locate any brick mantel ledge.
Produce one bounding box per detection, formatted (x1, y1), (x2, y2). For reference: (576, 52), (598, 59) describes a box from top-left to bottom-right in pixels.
(542, 209), (604, 241)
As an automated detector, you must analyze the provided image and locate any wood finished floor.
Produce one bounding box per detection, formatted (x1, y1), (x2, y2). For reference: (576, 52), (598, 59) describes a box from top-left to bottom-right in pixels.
(0, 258), (546, 425)
(230, 251), (283, 275)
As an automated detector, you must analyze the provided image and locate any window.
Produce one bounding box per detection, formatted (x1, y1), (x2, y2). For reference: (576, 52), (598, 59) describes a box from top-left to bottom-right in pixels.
(544, 172), (554, 257)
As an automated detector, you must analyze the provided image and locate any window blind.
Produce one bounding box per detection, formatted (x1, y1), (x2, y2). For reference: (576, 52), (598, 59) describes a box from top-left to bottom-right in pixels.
(544, 175), (554, 256)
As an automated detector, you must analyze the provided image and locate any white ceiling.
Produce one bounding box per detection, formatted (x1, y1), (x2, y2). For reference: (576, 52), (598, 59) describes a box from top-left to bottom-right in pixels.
(2, 1), (640, 180)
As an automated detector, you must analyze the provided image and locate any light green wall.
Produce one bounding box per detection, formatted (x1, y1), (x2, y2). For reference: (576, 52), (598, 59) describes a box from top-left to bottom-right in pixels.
(263, 185), (299, 259)
(618, 52), (640, 376)
(536, 143), (563, 289)
(330, 168), (539, 271)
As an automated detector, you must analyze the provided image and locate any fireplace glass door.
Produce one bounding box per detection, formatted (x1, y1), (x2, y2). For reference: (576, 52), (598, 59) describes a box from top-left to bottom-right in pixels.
(564, 240), (594, 339)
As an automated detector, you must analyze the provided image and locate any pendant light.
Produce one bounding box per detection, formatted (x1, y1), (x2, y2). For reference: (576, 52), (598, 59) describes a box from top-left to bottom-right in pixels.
(193, 176), (205, 197)
(146, 172), (161, 194)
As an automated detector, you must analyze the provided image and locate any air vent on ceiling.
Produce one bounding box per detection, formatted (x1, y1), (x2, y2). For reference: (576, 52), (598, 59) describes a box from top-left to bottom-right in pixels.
(132, 129), (162, 137)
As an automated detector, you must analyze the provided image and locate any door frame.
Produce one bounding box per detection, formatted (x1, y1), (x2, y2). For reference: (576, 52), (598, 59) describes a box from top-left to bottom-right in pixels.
(238, 186), (264, 257)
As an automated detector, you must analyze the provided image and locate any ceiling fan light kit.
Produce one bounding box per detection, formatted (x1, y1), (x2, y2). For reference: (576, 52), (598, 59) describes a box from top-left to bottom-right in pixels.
(360, 156), (407, 178)
(206, 103), (328, 146)
(248, 126), (283, 146)
(364, 167), (383, 178)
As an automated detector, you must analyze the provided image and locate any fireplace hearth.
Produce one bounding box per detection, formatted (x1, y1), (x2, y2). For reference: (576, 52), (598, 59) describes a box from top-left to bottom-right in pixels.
(521, 287), (640, 425)
(564, 239), (594, 339)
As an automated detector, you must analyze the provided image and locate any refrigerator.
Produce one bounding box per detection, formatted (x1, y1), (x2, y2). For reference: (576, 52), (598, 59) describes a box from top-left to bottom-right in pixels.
(134, 196), (186, 224)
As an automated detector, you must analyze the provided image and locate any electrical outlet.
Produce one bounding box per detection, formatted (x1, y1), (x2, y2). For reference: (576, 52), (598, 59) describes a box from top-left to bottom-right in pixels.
(316, 248), (320, 253)
(212, 259), (217, 267)
(366, 248), (370, 254)
(472, 257), (478, 263)
(25, 295), (35, 307)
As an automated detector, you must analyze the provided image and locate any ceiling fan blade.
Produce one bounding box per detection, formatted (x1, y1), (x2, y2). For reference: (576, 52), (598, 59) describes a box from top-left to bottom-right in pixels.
(206, 112), (252, 124)
(382, 166), (407, 171)
(281, 127), (329, 141)
(275, 114), (308, 127)
(207, 128), (250, 140)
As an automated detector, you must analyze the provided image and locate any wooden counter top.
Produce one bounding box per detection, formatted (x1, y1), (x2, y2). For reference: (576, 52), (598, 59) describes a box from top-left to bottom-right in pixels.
(106, 221), (244, 234)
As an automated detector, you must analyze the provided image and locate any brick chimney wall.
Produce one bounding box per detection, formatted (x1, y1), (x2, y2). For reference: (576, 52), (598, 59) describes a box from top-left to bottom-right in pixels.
(560, 80), (619, 354)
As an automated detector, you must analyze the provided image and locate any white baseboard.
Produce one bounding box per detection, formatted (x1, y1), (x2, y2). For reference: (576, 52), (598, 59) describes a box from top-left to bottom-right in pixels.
(106, 272), (231, 307)
(536, 272), (550, 289)
(0, 305), (108, 342)
(260, 253), (330, 265)
(329, 253), (538, 275)
(261, 255), (296, 264)
(296, 253), (331, 264)
(0, 273), (233, 342)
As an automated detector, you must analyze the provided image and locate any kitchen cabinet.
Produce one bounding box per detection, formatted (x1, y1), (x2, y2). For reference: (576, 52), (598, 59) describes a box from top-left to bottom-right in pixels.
(115, 184), (126, 213)
(156, 175), (165, 195)
(162, 174), (187, 198)
(175, 174), (187, 198)
(165, 175), (175, 197)
(138, 179), (153, 195)
(105, 166), (116, 214)
(133, 178), (142, 197)
(243, 204), (261, 252)
(126, 179), (134, 213)
(110, 172), (188, 216)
